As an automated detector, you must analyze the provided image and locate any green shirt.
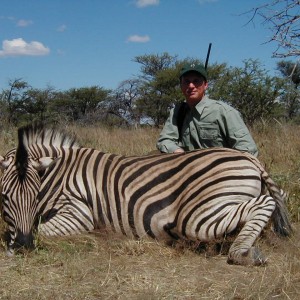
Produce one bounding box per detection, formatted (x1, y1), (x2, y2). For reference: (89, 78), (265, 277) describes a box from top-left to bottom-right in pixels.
(156, 96), (258, 156)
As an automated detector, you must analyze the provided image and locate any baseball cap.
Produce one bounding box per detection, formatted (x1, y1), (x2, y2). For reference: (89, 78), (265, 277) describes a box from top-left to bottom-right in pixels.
(179, 63), (208, 81)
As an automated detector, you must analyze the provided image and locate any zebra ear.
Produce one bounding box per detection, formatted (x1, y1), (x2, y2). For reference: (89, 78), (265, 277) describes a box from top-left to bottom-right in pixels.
(0, 155), (10, 170)
(32, 157), (61, 171)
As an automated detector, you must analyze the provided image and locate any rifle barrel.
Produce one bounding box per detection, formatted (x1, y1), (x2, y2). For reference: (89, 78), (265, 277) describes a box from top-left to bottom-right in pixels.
(205, 43), (212, 70)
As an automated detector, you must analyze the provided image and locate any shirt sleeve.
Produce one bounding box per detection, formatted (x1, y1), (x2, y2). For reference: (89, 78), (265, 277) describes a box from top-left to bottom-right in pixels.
(220, 107), (258, 157)
(156, 107), (183, 153)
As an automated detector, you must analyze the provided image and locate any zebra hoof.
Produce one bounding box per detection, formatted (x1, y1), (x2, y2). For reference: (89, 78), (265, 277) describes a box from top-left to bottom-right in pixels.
(6, 248), (15, 257)
(227, 247), (266, 266)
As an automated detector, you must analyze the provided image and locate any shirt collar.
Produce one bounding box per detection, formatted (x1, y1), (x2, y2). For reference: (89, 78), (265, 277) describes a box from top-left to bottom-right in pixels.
(193, 95), (210, 114)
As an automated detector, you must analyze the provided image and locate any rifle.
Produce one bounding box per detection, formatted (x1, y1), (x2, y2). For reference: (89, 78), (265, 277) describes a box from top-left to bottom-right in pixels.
(205, 43), (212, 70)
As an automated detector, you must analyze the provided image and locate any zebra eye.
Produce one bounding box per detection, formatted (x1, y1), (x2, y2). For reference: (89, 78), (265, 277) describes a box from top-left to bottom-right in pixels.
(1, 193), (9, 203)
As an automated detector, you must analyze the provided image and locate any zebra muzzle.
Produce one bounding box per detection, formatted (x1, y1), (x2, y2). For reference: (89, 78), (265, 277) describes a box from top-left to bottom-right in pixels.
(12, 230), (35, 252)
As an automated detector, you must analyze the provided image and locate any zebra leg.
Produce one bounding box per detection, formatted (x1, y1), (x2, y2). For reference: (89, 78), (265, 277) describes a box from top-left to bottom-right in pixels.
(227, 195), (276, 266)
(38, 204), (95, 236)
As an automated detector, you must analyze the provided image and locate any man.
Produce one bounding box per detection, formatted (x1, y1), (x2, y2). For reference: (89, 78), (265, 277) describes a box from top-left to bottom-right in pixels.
(156, 63), (258, 156)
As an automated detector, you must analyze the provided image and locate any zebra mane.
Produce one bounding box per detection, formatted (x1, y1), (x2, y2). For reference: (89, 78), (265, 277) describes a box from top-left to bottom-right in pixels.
(19, 123), (80, 150)
(15, 123), (80, 180)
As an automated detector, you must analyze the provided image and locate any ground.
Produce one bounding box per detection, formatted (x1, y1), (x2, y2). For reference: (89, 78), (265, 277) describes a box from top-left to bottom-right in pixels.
(0, 224), (299, 299)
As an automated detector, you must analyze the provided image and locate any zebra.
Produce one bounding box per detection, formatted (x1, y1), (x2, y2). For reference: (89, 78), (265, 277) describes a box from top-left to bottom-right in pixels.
(0, 123), (292, 265)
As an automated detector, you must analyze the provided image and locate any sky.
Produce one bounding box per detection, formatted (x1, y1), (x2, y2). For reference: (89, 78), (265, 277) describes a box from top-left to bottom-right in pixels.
(0, 0), (285, 92)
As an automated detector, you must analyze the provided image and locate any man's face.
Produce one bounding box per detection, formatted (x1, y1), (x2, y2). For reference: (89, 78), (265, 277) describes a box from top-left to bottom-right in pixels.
(180, 71), (208, 107)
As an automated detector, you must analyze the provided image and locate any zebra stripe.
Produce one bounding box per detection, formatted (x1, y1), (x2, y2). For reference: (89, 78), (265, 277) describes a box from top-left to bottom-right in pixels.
(0, 123), (292, 265)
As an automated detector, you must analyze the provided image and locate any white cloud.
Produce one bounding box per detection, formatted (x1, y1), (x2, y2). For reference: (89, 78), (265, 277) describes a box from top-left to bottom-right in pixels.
(135, 0), (159, 8)
(17, 19), (33, 27)
(127, 35), (150, 43)
(57, 24), (67, 32)
(0, 16), (15, 21)
(0, 38), (50, 57)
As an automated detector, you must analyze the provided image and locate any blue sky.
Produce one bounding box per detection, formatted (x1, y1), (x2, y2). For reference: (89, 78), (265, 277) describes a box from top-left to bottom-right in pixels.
(0, 0), (284, 92)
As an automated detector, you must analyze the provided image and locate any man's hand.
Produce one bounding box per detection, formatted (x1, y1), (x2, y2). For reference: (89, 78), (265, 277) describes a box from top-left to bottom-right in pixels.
(173, 148), (185, 154)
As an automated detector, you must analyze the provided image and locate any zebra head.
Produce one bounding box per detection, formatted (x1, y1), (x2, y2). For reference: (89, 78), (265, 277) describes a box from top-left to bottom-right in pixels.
(0, 125), (57, 255)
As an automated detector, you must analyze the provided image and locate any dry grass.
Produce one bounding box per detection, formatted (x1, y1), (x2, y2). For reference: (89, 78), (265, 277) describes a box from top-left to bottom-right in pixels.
(252, 123), (300, 222)
(0, 122), (299, 299)
(66, 125), (159, 156)
(0, 228), (299, 299)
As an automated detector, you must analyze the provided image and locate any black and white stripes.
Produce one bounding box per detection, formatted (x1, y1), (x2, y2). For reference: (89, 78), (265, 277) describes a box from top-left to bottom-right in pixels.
(0, 124), (292, 265)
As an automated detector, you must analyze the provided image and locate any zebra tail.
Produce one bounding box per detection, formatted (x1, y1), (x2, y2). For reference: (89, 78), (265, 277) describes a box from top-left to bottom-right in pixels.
(243, 152), (293, 237)
(262, 172), (293, 237)
(271, 189), (293, 237)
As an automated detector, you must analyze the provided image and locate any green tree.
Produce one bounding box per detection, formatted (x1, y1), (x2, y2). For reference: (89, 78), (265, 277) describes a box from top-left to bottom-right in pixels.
(209, 59), (283, 125)
(23, 86), (57, 123)
(0, 79), (30, 125)
(277, 60), (300, 86)
(133, 53), (184, 127)
(277, 60), (300, 119)
(50, 86), (111, 123)
(134, 52), (178, 80)
(137, 67), (183, 127)
(69, 86), (110, 118)
(108, 79), (142, 127)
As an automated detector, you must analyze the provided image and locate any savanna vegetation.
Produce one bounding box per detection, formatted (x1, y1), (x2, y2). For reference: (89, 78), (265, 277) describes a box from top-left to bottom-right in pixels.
(1, 54), (300, 129)
(1, 1), (300, 294)
(0, 123), (299, 299)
